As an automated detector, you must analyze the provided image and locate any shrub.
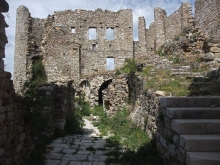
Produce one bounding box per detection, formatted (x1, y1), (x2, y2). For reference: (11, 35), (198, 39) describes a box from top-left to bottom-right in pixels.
(172, 55), (180, 64)
(115, 69), (122, 76)
(122, 58), (137, 74)
(21, 82), (51, 136)
(31, 58), (47, 87)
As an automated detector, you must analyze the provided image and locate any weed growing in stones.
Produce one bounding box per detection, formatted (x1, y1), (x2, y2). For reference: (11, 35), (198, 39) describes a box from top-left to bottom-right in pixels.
(93, 107), (162, 164)
(122, 58), (137, 74)
(144, 68), (191, 96)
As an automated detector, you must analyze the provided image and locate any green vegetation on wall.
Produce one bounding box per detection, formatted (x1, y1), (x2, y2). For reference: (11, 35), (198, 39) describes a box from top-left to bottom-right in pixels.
(122, 58), (137, 74)
(31, 58), (47, 87)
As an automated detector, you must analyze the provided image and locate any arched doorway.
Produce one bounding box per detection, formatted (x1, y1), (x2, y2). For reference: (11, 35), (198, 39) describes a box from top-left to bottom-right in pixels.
(98, 79), (112, 105)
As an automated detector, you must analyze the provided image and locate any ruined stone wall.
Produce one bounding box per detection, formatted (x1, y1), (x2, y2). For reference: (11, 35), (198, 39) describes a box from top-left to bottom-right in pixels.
(87, 74), (113, 107)
(145, 22), (156, 51)
(37, 81), (75, 137)
(145, 2), (193, 51)
(14, 7), (133, 91)
(195, 0), (220, 37)
(0, 3), (34, 164)
(154, 8), (166, 51)
(102, 74), (129, 117)
(130, 90), (160, 139)
(14, 6), (30, 92)
(135, 17), (148, 60)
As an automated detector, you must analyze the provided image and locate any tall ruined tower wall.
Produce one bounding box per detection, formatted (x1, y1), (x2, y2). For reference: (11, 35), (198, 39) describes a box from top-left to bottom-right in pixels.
(195, 0), (220, 37)
(134, 17), (147, 59)
(144, 2), (193, 51)
(14, 6), (30, 91)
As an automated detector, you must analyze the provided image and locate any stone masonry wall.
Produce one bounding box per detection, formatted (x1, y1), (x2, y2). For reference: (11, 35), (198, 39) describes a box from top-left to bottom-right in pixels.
(130, 90), (160, 139)
(102, 74), (129, 117)
(14, 6), (30, 92)
(145, 2), (194, 51)
(135, 17), (148, 60)
(37, 81), (75, 137)
(14, 7), (134, 92)
(0, 2), (34, 165)
(195, 0), (220, 37)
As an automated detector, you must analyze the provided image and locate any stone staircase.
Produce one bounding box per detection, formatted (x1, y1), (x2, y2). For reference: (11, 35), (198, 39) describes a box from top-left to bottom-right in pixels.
(157, 97), (220, 165)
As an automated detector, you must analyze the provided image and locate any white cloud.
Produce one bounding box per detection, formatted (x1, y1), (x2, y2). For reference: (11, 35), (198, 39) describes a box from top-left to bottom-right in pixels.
(4, 0), (195, 76)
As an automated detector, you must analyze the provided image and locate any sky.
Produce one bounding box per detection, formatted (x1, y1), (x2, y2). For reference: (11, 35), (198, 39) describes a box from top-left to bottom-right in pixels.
(4, 0), (195, 76)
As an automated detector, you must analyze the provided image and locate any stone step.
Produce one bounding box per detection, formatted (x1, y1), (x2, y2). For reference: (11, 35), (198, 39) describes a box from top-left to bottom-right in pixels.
(171, 72), (192, 76)
(166, 108), (220, 119)
(171, 119), (220, 134)
(180, 135), (220, 152)
(172, 65), (191, 70)
(160, 96), (220, 108)
(186, 152), (220, 165)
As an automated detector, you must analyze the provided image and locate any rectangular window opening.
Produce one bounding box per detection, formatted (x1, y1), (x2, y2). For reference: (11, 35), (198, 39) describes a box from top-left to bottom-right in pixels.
(71, 27), (75, 33)
(92, 44), (96, 50)
(89, 28), (97, 40)
(106, 28), (114, 40)
(106, 57), (115, 70)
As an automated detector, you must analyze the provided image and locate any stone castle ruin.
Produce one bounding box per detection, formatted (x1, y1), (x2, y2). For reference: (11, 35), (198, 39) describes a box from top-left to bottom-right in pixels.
(14, 0), (220, 91)
(0, 0), (219, 164)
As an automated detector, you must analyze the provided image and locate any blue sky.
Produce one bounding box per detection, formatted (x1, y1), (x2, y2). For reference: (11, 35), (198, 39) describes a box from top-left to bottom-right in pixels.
(4, 0), (195, 76)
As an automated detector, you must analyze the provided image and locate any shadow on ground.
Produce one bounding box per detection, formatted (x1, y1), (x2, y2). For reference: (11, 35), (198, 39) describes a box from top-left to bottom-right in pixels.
(104, 138), (163, 165)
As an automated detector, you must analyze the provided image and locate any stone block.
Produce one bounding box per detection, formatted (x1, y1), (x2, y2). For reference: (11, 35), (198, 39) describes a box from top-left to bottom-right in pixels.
(62, 148), (76, 154)
(215, 53), (220, 58)
(187, 97), (220, 107)
(16, 142), (24, 153)
(19, 133), (25, 142)
(6, 111), (13, 121)
(0, 106), (6, 115)
(0, 59), (3, 70)
(0, 148), (4, 156)
(68, 161), (81, 165)
(180, 135), (220, 152)
(160, 97), (187, 108)
(202, 52), (214, 61)
(55, 120), (66, 131)
(210, 47), (220, 53)
(186, 152), (220, 165)
(167, 107), (220, 119)
(0, 49), (5, 58)
(0, 114), (5, 122)
(0, 70), (6, 78)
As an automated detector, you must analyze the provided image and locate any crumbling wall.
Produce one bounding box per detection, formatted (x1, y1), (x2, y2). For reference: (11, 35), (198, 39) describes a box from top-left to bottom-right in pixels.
(102, 74), (129, 117)
(135, 17), (148, 60)
(87, 74), (113, 107)
(37, 81), (75, 137)
(145, 2), (194, 51)
(14, 6), (31, 92)
(195, 0), (220, 37)
(0, 2), (34, 165)
(14, 7), (134, 91)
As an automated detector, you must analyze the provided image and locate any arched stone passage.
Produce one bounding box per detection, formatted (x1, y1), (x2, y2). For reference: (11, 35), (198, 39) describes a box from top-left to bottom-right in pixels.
(88, 75), (113, 107)
(98, 79), (112, 105)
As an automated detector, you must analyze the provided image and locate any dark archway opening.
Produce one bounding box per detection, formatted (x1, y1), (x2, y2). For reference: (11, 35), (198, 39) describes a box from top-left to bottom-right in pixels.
(98, 79), (112, 105)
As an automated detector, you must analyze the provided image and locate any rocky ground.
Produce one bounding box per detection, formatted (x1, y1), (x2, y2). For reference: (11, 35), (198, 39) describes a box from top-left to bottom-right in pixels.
(44, 117), (117, 165)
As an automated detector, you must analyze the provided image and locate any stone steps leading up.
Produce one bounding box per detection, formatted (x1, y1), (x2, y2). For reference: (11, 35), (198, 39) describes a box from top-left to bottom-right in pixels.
(180, 134), (220, 152)
(186, 152), (220, 165)
(171, 119), (220, 134)
(162, 97), (220, 164)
